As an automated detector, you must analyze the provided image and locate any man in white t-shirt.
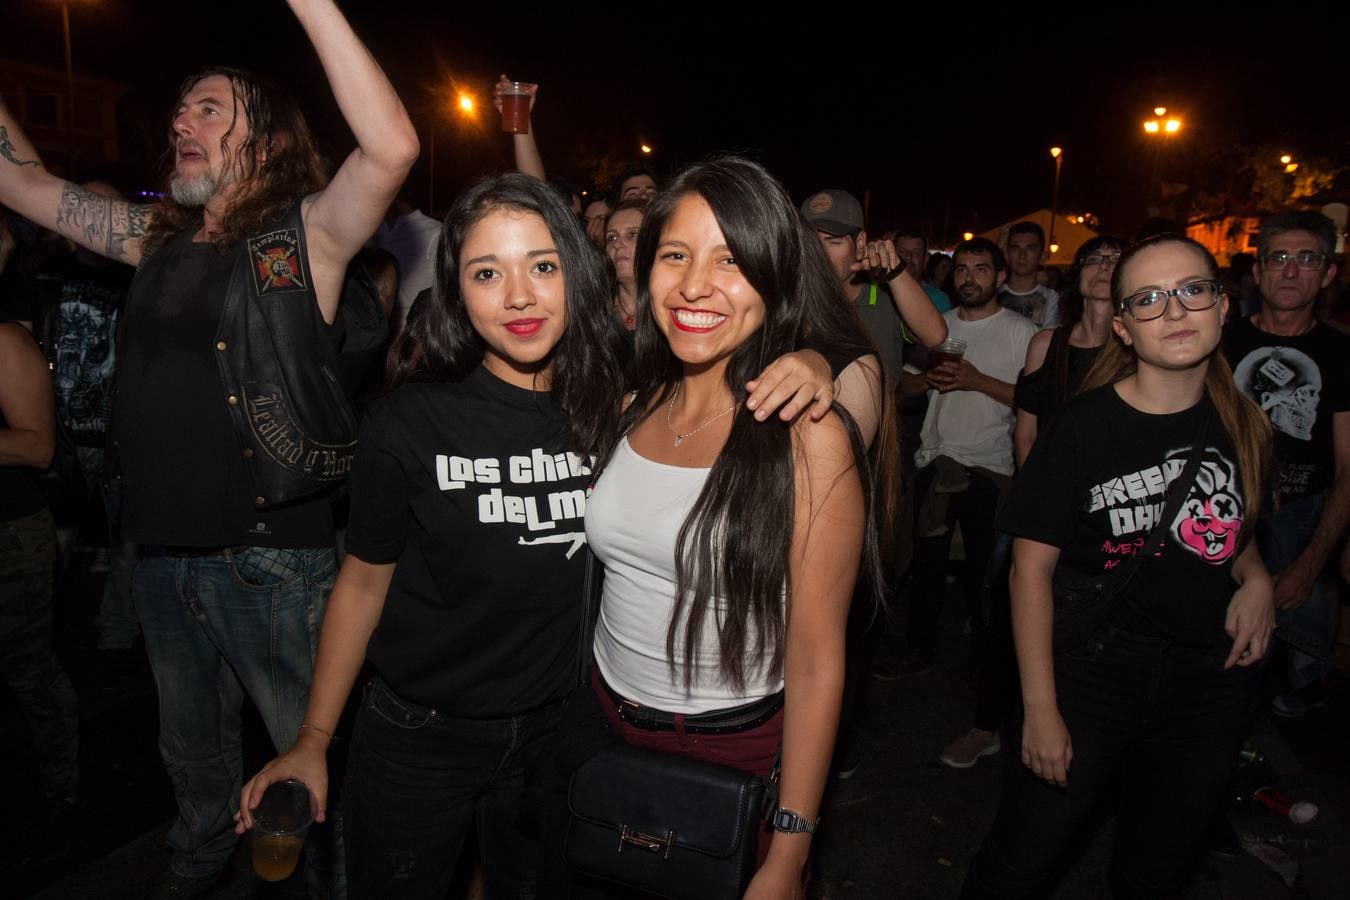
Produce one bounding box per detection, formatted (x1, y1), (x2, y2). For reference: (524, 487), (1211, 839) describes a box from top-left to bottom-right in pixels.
(904, 237), (1036, 765)
(998, 220), (1059, 327)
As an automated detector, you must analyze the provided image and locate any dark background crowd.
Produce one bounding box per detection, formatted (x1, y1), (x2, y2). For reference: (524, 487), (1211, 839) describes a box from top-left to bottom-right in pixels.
(1, 3), (1349, 899)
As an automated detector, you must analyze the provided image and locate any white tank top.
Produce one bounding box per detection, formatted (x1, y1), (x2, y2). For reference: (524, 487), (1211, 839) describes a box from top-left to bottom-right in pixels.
(587, 437), (784, 713)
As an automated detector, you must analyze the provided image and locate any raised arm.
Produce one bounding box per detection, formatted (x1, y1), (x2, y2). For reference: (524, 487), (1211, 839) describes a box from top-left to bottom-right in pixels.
(0, 101), (150, 267)
(493, 76), (545, 181)
(853, 236), (948, 347)
(237, 555), (393, 828)
(292, 0), (419, 319)
(748, 414), (861, 898)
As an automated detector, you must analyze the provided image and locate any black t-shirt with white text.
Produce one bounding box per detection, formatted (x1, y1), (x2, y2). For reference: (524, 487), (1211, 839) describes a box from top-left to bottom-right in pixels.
(346, 366), (590, 716)
(1223, 317), (1350, 502)
(999, 385), (1244, 646)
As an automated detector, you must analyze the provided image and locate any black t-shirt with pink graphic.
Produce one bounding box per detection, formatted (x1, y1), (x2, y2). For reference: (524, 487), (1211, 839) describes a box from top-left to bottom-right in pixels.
(999, 385), (1243, 647)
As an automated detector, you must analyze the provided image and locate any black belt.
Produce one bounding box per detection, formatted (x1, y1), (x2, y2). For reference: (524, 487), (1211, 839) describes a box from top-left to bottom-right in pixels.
(600, 678), (783, 735)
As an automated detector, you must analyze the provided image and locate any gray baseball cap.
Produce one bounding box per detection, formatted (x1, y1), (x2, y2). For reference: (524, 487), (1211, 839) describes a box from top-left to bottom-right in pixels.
(800, 189), (864, 236)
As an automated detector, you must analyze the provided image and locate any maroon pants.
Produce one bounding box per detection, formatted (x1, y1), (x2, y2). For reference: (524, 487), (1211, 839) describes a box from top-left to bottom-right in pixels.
(590, 667), (781, 867)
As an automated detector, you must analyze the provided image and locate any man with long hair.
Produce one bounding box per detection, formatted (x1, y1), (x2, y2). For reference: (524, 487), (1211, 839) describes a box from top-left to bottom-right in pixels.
(0, 1), (418, 896)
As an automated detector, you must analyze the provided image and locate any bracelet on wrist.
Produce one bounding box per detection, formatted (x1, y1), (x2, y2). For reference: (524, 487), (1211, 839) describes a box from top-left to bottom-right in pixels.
(298, 722), (336, 745)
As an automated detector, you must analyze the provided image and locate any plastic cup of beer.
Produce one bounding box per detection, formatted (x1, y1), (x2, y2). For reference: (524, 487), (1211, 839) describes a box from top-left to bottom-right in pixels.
(498, 82), (533, 134)
(929, 337), (967, 369)
(252, 779), (316, 882)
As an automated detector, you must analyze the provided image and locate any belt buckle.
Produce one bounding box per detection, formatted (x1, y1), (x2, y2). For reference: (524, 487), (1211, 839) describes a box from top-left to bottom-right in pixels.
(617, 697), (641, 725)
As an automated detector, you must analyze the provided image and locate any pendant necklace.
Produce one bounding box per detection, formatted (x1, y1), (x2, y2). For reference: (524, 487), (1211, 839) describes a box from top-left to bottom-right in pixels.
(665, 384), (737, 448)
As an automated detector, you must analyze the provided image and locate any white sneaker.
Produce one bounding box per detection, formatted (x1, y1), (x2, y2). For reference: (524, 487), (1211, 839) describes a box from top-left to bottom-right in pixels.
(940, 728), (1001, 769)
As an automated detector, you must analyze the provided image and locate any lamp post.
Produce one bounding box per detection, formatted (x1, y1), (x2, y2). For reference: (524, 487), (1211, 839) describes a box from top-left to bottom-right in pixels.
(1049, 147), (1063, 259)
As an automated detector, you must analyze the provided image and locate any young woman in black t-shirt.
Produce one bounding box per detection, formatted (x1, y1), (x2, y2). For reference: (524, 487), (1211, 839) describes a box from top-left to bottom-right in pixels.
(963, 236), (1277, 899)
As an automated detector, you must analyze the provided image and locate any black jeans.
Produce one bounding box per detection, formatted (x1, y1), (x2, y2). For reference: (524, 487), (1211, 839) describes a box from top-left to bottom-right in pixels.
(343, 677), (567, 900)
(906, 466), (1000, 662)
(962, 626), (1245, 899)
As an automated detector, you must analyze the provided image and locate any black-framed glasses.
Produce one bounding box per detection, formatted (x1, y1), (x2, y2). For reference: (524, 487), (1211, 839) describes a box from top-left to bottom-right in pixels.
(1261, 250), (1326, 270)
(1082, 253), (1121, 268)
(1119, 279), (1222, 320)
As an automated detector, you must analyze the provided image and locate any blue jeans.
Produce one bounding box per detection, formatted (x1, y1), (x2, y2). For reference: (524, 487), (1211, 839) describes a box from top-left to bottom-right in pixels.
(1258, 493), (1333, 689)
(134, 546), (337, 888)
(963, 626), (1245, 899)
(343, 677), (567, 900)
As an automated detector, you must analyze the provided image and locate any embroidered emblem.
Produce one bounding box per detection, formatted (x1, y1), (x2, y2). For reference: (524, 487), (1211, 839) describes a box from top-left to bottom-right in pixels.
(248, 229), (307, 295)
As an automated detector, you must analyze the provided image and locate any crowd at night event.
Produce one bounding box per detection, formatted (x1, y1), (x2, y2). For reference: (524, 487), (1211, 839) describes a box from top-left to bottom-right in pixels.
(1, 2), (1348, 899)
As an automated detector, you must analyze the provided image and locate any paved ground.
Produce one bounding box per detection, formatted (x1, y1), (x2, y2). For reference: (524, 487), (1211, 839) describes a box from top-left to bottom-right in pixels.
(7, 559), (1347, 899)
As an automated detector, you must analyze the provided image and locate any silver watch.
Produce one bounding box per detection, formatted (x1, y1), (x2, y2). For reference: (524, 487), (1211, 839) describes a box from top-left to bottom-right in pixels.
(770, 807), (819, 834)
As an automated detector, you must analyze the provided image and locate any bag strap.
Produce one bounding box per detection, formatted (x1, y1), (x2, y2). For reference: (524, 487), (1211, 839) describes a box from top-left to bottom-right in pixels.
(574, 546), (604, 687)
(1098, 399), (1213, 601)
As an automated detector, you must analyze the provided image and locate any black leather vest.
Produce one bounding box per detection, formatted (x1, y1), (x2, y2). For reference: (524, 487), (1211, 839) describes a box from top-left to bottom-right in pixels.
(213, 203), (385, 509)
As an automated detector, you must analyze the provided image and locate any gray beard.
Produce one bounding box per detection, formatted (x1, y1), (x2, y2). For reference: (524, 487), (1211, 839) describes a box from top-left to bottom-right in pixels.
(170, 171), (216, 207)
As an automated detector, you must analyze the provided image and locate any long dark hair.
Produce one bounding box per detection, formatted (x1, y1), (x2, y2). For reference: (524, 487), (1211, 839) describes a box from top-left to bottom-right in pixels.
(1058, 234), (1127, 326)
(146, 67), (327, 251)
(386, 173), (624, 462)
(1080, 234), (1272, 541)
(616, 156), (885, 691)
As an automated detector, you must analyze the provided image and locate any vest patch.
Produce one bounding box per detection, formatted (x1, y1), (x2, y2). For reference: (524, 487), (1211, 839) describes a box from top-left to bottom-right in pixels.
(249, 229), (307, 295)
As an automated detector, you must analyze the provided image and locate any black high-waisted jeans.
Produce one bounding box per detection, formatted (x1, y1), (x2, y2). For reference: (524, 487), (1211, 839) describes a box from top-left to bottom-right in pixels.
(962, 624), (1244, 899)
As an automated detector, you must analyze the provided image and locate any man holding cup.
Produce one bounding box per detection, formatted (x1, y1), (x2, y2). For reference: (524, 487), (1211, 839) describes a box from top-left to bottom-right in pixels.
(907, 237), (1037, 767)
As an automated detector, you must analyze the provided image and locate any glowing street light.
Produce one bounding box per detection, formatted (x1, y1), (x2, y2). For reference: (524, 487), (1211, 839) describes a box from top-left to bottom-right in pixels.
(1143, 120), (1160, 134)
(457, 93), (476, 115)
(640, 144), (653, 155)
(1154, 106), (1167, 117)
(1163, 118), (1181, 134)
(962, 231), (974, 241)
(1280, 154), (1292, 165)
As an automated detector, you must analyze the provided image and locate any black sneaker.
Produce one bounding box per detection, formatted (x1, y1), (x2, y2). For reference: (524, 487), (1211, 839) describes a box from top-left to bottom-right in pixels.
(11, 796), (79, 870)
(1272, 679), (1329, 719)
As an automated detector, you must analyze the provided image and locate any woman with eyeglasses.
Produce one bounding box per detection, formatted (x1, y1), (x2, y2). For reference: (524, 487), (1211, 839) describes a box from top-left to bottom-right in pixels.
(1012, 236), (1127, 467)
(962, 235), (1276, 899)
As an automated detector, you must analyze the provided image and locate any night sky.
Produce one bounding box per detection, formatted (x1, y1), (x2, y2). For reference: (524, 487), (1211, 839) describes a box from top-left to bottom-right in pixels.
(4, 1), (1348, 241)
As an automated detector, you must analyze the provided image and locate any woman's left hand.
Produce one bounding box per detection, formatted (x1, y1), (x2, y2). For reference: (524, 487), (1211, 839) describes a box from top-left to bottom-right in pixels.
(1224, 571), (1275, 669)
(746, 350), (834, 422)
(742, 860), (805, 900)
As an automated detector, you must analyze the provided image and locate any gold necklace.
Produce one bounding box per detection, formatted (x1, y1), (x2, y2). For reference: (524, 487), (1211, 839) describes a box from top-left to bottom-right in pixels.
(665, 384), (737, 448)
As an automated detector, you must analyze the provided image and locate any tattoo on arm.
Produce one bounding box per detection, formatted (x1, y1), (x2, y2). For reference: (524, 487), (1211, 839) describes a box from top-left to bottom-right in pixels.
(0, 126), (38, 167)
(55, 184), (149, 262)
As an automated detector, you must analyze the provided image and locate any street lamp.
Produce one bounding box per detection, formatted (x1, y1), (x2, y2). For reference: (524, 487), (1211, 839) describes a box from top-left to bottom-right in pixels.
(427, 88), (478, 215)
(1281, 153), (1299, 174)
(1049, 147), (1063, 258)
(640, 144), (653, 155)
(962, 231), (974, 241)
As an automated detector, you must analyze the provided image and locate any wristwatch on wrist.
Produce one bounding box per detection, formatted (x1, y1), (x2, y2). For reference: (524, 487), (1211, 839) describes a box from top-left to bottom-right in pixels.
(770, 807), (819, 834)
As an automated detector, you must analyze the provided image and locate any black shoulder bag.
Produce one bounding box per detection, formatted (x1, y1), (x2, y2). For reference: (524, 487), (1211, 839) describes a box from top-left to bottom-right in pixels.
(563, 550), (778, 899)
(1050, 403), (1212, 653)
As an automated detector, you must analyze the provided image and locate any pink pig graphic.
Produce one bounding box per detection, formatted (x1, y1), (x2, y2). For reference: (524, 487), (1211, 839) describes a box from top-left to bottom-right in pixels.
(1168, 447), (1243, 564)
